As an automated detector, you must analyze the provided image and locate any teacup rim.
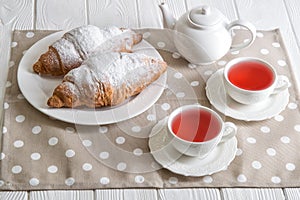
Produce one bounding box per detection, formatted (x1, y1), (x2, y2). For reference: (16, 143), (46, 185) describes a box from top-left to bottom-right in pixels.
(223, 57), (277, 93)
(167, 104), (224, 144)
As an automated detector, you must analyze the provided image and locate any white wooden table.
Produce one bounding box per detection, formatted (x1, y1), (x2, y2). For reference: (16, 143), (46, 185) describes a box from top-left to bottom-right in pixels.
(1, 0), (300, 199)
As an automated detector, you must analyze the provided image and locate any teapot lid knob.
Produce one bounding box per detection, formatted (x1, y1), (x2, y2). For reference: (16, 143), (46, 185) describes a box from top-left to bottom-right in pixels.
(188, 5), (223, 28)
(200, 5), (211, 15)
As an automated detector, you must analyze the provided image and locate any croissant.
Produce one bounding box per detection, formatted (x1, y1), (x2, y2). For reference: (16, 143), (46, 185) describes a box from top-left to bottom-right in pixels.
(33, 25), (142, 76)
(47, 52), (167, 108)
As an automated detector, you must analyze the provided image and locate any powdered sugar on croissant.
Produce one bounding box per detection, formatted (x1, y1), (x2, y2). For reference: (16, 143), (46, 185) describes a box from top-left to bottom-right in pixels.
(47, 52), (167, 108)
(33, 25), (142, 76)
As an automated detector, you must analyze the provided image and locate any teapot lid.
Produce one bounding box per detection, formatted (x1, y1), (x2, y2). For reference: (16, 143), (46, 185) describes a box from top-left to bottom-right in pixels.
(188, 5), (224, 28)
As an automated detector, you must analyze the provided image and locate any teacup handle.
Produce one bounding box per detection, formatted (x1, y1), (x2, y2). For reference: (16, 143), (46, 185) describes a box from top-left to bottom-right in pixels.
(227, 19), (256, 52)
(273, 75), (291, 95)
(220, 122), (237, 143)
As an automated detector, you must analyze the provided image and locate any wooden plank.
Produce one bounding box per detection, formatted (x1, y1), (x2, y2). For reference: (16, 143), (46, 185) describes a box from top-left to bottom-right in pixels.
(136, 0), (163, 28)
(0, 0), (33, 29)
(95, 189), (158, 200)
(0, 191), (28, 200)
(36, 0), (86, 30)
(87, 0), (139, 28)
(222, 188), (285, 200)
(30, 190), (94, 200)
(284, 188), (300, 200)
(158, 189), (221, 200)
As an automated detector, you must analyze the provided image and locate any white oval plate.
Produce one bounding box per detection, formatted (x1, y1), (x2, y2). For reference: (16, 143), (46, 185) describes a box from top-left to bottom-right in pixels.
(17, 31), (167, 125)
(205, 69), (289, 121)
(148, 117), (237, 177)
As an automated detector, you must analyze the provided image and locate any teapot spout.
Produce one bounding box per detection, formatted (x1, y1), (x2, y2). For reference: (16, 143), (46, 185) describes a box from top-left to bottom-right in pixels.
(159, 3), (176, 29)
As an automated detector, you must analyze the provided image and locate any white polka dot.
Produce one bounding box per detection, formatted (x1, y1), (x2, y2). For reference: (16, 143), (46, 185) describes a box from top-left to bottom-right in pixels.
(65, 177), (75, 186)
(99, 152), (109, 159)
(0, 180), (4, 187)
(2, 126), (7, 134)
(29, 178), (40, 186)
(280, 136), (290, 144)
(14, 140), (24, 148)
(161, 103), (170, 111)
(286, 163), (296, 171)
(277, 60), (286, 67)
(147, 114), (156, 121)
(82, 140), (92, 147)
(82, 163), (92, 171)
(271, 176), (281, 184)
(294, 125), (300, 132)
(26, 32), (35, 38)
(32, 126), (42, 134)
(9, 61), (15, 67)
(133, 148), (143, 156)
(168, 177), (178, 184)
(48, 165), (58, 173)
(272, 42), (280, 47)
(231, 50), (240, 55)
(4, 102), (9, 109)
(204, 70), (213, 76)
(31, 153), (41, 160)
(143, 32), (151, 38)
(99, 126), (108, 133)
(5, 81), (12, 88)
(256, 32), (264, 38)
(217, 60), (227, 66)
(252, 161), (262, 169)
(65, 149), (75, 158)
(117, 162), (127, 171)
(191, 81), (199, 87)
(237, 174), (247, 183)
(11, 42), (18, 48)
(48, 137), (58, 146)
(100, 177), (110, 185)
(176, 92), (185, 98)
(266, 148), (276, 156)
(288, 103), (298, 109)
(65, 127), (75, 133)
(174, 72), (183, 79)
(274, 115), (284, 122)
(132, 126), (141, 132)
(260, 49), (269, 55)
(260, 126), (270, 133)
(246, 137), (256, 144)
(172, 52), (181, 59)
(135, 175), (145, 184)
(157, 42), (166, 48)
(12, 165), (22, 174)
(15, 115), (25, 123)
(236, 148), (243, 156)
(203, 176), (213, 183)
(0, 153), (5, 160)
(116, 136), (125, 144)
(17, 94), (24, 99)
(188, 63), (197, 69)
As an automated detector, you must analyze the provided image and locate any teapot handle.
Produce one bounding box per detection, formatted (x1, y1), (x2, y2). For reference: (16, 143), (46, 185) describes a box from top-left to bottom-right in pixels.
(227, 19), (256, 52)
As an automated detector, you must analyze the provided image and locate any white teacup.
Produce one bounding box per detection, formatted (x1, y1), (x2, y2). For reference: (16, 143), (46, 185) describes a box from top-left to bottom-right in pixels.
(167, 105), (237, 158)
(223, 57), (290, 105)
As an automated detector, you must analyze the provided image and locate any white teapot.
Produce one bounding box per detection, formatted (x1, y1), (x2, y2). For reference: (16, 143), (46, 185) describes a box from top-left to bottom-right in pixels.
(159, 3), (256, 65)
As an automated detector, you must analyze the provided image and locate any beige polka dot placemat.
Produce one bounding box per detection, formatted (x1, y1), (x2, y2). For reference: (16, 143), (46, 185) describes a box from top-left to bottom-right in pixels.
(1, 28), (300, 190)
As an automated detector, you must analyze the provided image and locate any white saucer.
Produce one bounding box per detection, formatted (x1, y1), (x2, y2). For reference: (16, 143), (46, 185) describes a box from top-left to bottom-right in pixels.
(148, 117), (238, 177)
(206, 69), (290, 121)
